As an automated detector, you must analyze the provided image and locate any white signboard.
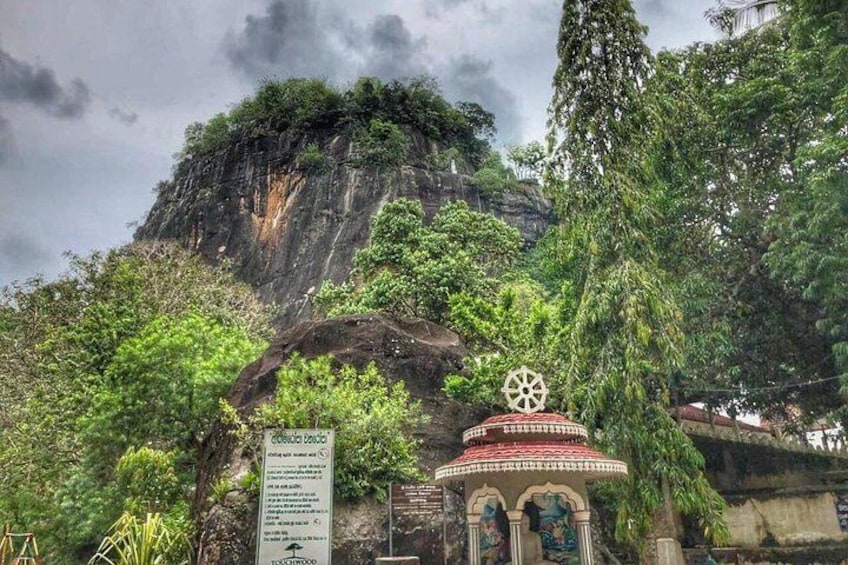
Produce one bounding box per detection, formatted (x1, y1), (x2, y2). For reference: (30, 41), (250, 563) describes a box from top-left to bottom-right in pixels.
(256, 429), (335, 565)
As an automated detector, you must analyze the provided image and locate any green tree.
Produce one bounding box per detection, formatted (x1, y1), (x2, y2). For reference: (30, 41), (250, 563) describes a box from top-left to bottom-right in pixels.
(444, 279), (568, 407)
(246, 355), (426, 501)
(546, 0), (726, 552)
(471, 151), (520, 196)
(356, 118), (410, 169)
(643, 1), (847, 427)
(0, 243), (271, 563)
(506, 141), (546, 180)
(764, 0), (848, 409)
(315, 198), (522, 324)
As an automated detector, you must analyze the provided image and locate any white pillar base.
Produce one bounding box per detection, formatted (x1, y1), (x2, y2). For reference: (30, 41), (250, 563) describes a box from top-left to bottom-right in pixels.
(574, 510), (593, 565)
(467, 514), (481, 565)
(655, 538), (684, 565)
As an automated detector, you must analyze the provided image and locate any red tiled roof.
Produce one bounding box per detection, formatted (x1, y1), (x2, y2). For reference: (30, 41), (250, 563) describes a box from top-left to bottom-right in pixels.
(678, 404), (768, 433)
(447, 441), (611, 465)
(479, 413), (576, 426)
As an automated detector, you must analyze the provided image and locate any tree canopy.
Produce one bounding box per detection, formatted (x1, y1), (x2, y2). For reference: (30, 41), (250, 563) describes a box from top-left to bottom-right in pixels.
(315, 198), (523, 324)
(544, 0), (727, 551)
(0, 243), (271, 564)
(174, 76), (496, 170)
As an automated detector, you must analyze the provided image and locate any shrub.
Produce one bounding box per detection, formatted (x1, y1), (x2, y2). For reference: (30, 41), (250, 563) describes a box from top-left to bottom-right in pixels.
(252, 355), (427, 501)
(88, 512), (192, 565)
(356, 119), (410, 169)
(471, 151), (520, 196)
(113, 447), (182, 516)
(296, 142), (329, 175)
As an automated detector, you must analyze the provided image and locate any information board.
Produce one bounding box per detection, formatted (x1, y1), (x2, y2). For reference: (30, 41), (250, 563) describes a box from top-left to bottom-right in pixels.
(389, 483), (447, 563)
(256, 429), (334, 565)
(390, 483), (444, 518)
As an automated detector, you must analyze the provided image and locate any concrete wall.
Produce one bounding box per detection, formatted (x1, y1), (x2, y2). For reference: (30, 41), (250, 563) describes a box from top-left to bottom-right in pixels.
(724, 492), (848, 547)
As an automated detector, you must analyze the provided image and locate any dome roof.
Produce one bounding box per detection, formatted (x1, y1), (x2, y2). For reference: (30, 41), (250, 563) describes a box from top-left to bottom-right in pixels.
(462, 412), (588, 445)
(436, 412), (627, 483)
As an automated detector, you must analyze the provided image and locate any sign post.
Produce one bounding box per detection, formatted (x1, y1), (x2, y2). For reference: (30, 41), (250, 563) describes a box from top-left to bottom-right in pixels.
(256, 429), (335, 565)
(388, 483), (446, 562)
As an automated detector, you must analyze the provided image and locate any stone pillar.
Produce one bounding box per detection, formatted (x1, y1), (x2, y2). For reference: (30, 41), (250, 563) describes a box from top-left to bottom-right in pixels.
(574, 510), (594, 565)
(467, 514), (481, 565)
(507, 510), (524, 565)
(655, 538), (684, 565)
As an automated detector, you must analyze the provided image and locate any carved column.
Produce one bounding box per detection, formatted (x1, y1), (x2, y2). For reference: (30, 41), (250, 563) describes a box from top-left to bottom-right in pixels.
(574, 510), (594, 565)
(507, 510), (525, 564)
(467, 514), (481, 565)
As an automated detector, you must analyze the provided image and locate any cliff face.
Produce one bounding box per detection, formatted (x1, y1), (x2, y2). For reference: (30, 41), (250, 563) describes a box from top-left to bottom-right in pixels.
(136, 131), (553, 327)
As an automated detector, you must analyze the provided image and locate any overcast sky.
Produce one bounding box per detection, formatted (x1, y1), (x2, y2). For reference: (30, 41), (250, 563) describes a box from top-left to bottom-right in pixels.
(0, 0), (719, 287)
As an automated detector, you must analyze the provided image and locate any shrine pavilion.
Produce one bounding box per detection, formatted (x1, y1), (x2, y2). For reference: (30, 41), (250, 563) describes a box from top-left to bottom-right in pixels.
(435, 367), (627, 565)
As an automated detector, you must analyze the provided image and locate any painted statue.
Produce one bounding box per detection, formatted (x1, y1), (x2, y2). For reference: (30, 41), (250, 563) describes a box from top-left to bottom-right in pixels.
(479, 498), (510, 565)
(526, 493), (579, 565)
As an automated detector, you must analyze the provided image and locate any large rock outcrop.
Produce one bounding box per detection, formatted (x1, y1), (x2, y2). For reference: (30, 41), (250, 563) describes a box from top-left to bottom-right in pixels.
(135, 131), (553, 327)
(195, 313), (488, 565)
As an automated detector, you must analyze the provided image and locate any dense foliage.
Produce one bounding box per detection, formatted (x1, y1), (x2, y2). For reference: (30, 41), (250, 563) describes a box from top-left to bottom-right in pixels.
(225, 355), (427, 501)
(645, 0), (848, 426)
(444, 1), (848, 557)
(0, 243), (271, 564)
(315, 198), (523, 324)
(544, 0), (728, 551)
(175, 76), (495, 170)
(471, 150), (521, 196)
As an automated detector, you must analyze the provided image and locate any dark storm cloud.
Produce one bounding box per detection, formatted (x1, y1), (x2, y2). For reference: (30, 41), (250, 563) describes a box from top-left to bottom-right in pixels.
(108, 106), (139, 126)
(442, 55), (522, 143)
(0, 48), (91, 118)
(224, 0), (348, 81)
(225, 0), (427, 82)
(0, 116), (11, 164)
(226, 0), (522, 142)
(364, 15), (427, 79)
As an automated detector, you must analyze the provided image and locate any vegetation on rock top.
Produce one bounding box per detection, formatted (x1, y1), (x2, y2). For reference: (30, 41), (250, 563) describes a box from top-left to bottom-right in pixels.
(173, 76), (496, 172)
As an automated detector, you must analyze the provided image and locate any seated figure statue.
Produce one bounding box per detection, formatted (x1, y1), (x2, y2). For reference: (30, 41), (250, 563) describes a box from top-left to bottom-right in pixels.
(520, 515), (557, 565)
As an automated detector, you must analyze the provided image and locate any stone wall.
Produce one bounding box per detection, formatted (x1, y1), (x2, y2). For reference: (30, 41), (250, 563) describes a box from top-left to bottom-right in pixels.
(682, 428), (848, 563)
(723, 492), (848, 547)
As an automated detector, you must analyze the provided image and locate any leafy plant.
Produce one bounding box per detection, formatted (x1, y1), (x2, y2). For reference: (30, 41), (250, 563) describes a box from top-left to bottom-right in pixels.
(210, 477), (233, 505)
(88, 512), (192, 565)
(505, 141), (546, 180)
(113, 447), (182, 516)
(355, 119), (409, 169)
(544, 0), (727, 553)
(471, 151), (520, 196)
(296, 142), (329, 175)
(172, 76), (493, 168)
(315, 199), (522, 324)
(251, 355), (427, 501)
(239, 470), (261, 498)
(0, 242), (271, 563)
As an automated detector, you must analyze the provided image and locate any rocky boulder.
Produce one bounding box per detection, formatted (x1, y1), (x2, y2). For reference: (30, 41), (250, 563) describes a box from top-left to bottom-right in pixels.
(195, 313), (488, 565)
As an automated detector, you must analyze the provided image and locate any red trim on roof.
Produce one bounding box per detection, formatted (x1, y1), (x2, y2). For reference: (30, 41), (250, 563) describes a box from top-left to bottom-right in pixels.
(678, 405), (768, 433)
(479, 413), (576, 426)
(446, 441), (613, 465)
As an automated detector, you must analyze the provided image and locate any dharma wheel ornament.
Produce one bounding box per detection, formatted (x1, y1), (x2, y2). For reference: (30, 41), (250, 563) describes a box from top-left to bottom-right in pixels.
(501, 366), (548, 414)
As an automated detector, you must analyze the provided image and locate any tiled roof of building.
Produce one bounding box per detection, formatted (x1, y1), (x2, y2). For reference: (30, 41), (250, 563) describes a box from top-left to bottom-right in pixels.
(677, 404), (768, 434)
